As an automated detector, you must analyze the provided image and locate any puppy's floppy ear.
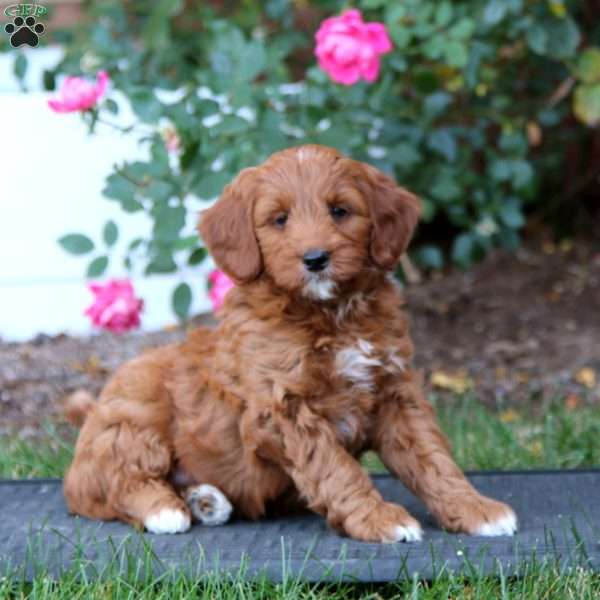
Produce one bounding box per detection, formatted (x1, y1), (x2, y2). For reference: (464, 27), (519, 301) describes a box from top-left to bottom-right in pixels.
(198, 167), (263, 282)
(359, 163), (422, 270)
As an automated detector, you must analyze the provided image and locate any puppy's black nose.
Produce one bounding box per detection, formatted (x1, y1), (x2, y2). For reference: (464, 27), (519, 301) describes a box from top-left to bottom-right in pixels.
(303, 249), (330, 272)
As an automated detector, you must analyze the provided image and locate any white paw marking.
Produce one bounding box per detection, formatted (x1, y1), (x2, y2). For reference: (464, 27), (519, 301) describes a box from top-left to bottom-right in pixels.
(475, 511), (518, 537)
(304, 277), (336, 301)
(385, 523), (423, 543)
(335, 339), (381, 390)
(186, 484), (232, 527)
(144, 508), (191, 534)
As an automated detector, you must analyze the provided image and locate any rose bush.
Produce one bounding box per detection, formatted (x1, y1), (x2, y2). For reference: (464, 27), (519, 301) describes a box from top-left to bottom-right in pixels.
(26, 0), (599, 321)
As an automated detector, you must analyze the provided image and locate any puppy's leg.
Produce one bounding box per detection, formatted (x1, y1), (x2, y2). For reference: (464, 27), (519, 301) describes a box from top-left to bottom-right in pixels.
(120, 478), (192, 534)
(65, 417), (191, 534)
(373, 374), (517, 537)
(245, 405), (422, 543)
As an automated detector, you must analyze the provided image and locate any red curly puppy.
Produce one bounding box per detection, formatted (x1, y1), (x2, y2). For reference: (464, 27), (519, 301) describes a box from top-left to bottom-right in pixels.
(64, 144), (517, 541)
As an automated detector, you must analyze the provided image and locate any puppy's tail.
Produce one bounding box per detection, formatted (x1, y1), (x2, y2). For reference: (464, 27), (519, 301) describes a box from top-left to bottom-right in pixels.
(64, 389), (96, 427)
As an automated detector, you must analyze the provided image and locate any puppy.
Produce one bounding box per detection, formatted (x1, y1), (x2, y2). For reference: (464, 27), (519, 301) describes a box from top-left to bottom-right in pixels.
(64, 145), (517, 541)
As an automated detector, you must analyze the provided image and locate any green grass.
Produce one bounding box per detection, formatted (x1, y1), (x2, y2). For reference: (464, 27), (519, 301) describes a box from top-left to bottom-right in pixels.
(0, 561), (599, 600)
(363, 394), (600, 473)
(1, 395), (599, 598)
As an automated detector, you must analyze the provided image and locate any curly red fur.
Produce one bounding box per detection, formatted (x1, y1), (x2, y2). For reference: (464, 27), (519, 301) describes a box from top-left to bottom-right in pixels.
(64, 145), (516, 541)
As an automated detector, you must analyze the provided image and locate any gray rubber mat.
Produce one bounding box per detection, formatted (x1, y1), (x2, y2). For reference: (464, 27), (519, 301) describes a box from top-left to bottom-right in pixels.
(1, 471), (599, 582)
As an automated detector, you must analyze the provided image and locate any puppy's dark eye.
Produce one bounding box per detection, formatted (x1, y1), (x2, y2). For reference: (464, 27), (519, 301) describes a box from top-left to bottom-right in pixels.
(330, 205), (349, 221)
(273, 213), (288, 228)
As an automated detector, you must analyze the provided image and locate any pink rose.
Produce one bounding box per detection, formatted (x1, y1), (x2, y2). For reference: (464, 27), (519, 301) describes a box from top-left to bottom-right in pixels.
(315, 9), (392, 85)
(208, 270), (235, 312)
(48, 70), (109, 113)
(84, 279), (143, 334)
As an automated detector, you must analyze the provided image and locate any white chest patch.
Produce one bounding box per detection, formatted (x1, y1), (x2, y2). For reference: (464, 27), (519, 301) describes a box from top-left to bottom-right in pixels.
(335, 339), (381, 391)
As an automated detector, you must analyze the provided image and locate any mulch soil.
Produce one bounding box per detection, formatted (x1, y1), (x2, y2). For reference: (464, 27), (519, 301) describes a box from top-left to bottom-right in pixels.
(1, 238), (599, 436)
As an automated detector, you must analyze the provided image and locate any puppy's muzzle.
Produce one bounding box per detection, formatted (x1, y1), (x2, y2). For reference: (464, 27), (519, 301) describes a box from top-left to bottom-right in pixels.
(303, 249), (330, 272)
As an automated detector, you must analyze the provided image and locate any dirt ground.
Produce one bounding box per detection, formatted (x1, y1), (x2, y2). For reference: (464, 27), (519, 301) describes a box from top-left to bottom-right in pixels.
(1, 237), (599, 435)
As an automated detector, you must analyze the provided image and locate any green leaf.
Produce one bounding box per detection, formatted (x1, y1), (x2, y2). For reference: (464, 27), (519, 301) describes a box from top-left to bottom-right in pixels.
(435, 2), (453, 27)
(499, 132), (527, 155)
(103, 173), (137, 202)
(237, 40), (266, 83)
(128, 238), (145, 252)
(386, 5), (410, 48)
(427, 130), (457, 162)
(424, 92), (452, 117)
(389, 143), (421, 169)
(86, 255), (109, 278)
(172, 282), (192, 321)
(145, 180), (176, 203)
(210, 115), (252, 137)
(145, 249), (177, 274)
(451, 233), (475, 268)
(499, 199), (525, 228)
(188, 247), (208, 266)
(444, 40), (468, 68)
(575, 48), (600, 84)
(105, 98), (119, 115)
(42, 69), (55, 91)
(194, 172), (231, 200)
(527, 16), (580, 59)
(490, 159), (512, 182)
(58, 234), (94, 255)
(416, 245), (444, 269)
(483, 0), (507, 26)
(102, 221), (118, 247)
(13, 53), (27, 82)
(511, 160), (534, 189)
(152, 205), (186, 243)
(430, 171), (462, 201)
(449, 18), (476, 40)
(573, 83), (600, 126)
(173, 235), (198, 251)
(526, 24), (548, 55)
(120, 198), (144, 213)
(362, 0), (387, 7)
(130, 89), (162, 123)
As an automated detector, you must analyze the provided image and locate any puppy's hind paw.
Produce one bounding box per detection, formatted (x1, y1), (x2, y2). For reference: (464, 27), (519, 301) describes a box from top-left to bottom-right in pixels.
(185, 484), (232, 527)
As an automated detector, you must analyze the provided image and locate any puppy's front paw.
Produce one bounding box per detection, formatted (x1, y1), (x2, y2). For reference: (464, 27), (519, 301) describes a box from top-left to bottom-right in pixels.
(440, 494), (517, 537)
(185, 484), (232, 526)
(144, 507), (191, 534)
(345, 501), (423, 543)
(473, 506), (518, 537)
(379, 502), (423, 543)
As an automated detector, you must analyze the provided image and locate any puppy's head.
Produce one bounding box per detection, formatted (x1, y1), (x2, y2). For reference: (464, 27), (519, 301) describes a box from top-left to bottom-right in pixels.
(199, 145), (421, 300)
